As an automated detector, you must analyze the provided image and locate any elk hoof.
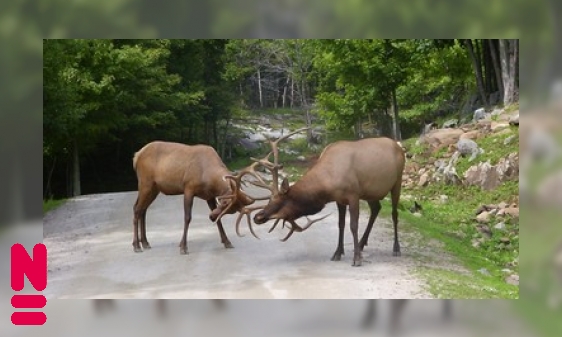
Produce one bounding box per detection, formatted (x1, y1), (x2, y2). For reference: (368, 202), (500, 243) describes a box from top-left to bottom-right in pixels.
(352, 259), (363, 267)
(331, 252), (343, 261)
(133, 246), (143, 253)
(352, 254), (363, 266)
(141, 241), (151, 249)
(223, 242), (234, 249)
(180, 247), (188, 255)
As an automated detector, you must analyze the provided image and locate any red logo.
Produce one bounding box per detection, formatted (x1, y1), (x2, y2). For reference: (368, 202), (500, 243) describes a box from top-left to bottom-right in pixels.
(11, 243), (47, 325)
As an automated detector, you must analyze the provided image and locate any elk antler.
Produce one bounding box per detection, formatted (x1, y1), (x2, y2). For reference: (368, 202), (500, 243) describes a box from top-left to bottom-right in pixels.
(214, 128), (309, 238)
(250, 127), (310, 196)
(279, 213), (331, 242)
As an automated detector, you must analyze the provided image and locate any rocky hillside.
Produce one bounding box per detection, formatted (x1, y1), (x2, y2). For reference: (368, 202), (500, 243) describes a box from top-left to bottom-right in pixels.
(400, 105), (520, 295)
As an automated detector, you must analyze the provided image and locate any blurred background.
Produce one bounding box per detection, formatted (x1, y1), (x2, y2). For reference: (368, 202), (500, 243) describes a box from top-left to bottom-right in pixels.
(1, 0), (560, 336)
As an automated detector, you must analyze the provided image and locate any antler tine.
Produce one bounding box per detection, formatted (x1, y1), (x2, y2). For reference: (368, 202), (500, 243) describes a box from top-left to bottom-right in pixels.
(234, 205), (266, 239)
(279, 213), (331, 242)
(262, 127), (310, 197)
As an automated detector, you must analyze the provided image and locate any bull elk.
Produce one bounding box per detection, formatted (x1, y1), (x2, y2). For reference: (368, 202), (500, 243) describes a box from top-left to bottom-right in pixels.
(132, 141), (265, 255)
(220, 134), (406, 267)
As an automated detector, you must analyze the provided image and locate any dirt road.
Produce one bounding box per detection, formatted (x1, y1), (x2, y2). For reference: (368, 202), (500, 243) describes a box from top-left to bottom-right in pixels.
(43, 188), (431, 299)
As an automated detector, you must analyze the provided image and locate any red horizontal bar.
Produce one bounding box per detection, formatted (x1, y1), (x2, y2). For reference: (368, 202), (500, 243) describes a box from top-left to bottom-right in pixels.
(11, 294), (47, 308)
(11, 312), (47, 325)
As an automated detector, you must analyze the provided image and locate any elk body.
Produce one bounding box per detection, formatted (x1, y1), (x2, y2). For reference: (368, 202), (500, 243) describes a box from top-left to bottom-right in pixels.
(252, 137), (406, 267)
(132, 141), (255, 254)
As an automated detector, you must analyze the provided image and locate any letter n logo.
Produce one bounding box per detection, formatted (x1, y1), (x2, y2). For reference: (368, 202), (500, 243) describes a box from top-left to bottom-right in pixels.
(11, 243), (47, 325)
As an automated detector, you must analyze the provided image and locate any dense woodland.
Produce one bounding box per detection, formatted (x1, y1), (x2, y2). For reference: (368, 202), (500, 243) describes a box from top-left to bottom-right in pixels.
(43, 39), (519, 199)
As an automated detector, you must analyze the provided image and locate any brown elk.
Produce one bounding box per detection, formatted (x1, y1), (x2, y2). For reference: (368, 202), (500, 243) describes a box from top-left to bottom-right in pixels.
(223, 136), (406, 267)
(132, 141), (264, 254)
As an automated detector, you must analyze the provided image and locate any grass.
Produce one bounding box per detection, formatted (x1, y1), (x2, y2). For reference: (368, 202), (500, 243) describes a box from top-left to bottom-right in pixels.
(380, 197), (518, 298)
(43, 198), (66, 214)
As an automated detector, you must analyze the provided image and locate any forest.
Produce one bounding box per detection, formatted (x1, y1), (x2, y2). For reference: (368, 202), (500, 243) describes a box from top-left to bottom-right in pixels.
(43, 39), (519, 199)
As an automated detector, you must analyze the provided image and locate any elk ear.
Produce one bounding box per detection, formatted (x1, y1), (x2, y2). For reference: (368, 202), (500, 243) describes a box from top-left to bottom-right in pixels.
(280, 178), (290, 195)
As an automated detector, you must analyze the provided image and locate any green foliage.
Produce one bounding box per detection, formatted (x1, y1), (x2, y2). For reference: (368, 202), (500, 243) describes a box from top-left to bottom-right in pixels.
(43, 199), (66, 214)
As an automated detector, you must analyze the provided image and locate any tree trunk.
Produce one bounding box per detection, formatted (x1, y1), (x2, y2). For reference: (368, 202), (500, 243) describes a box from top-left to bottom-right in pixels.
(282, 76), (290, 108)
(220, 118), (231, 160)
(483, 40), (493, 93)
(464, 39), (489, 108)
(45, 156), (57, 199)
(391, 88), (401, 141)
(500, 39), (517, 105)
(72, 140), (81, 196)
(257, 69), (263, 108)
(290, 78), (294, 108)
(488, 39), (504, 101)
(212, 119), (219, 149)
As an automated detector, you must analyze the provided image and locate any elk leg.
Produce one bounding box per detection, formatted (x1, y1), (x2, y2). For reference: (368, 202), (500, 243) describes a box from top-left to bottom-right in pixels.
(133, 184), (158, 252)
(389, 299), (407, 335)
(349, 199), (362, 267)
(359, 200), (381, 251)
(331, 203), (347, 261)
(361, 299), (377, 328)
(140, 189), (159, 249)
(179, 193), (194, 255)
(391, 183), (401, 257)
(207, 199), (234, 249)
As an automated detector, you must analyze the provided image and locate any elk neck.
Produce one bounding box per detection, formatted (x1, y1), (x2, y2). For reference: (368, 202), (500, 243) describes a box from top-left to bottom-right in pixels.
(285, 173), (330, 216)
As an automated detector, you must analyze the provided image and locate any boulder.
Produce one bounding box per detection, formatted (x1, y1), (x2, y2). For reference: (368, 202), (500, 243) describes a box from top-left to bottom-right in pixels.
(464, 161), (500, 190)
(420, 128), (465, 150)
(476, 212), (491, 224)
(460, 130), (481, 140)
(457, 138), (483, 161)
(508, 112), (519, 126)
(491, 121), (511, 133)
(473, 108), (487, 122)
(418, 172), (430, 187)
(464, 153), (519, 190)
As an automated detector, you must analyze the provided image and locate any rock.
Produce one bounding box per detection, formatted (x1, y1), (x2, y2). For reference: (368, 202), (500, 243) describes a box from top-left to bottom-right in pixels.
(473, 108), (487, 122)
(476, 212), (491, 224)
(413, 212), (422, 218)
(442, 119), (459, 129)
(460, 130), (481, 140)
(296, 155), (306, 161)
(500, 237), (511, 244)
(491, 121), (511, 133)
(478, 268), (491, 276)
(464, 161), (500, 190)
(508, 112), (519, 126)
(418, 173), (430, 187)
(502, 207), (519, 219)
(494, 222), (506, 230)
(505, 274), (519, 286)
(503, 135), (516, 145)
(464, 153), (519, 190)
(419, 128), (465, 150)
(498, 201), (508, 209)
(457, 138), (483, 161)
(439, 195), (449, 204)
